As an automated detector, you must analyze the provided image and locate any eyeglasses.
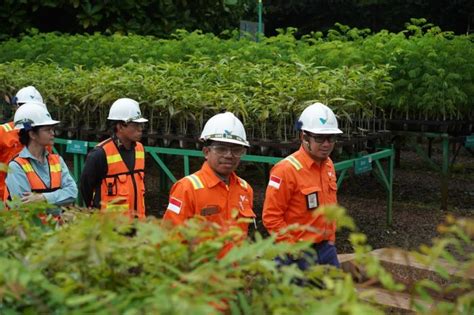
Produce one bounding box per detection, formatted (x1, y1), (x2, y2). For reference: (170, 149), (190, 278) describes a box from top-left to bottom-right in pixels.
(307, 133), (338, 144)
(209, 145), (247, 157)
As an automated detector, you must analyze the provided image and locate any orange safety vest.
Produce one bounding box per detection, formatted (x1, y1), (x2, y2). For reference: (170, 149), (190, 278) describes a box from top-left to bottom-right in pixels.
(98, 139), (146, 219)
(4, 154), (62, 200)
(0, 122), (22, 198)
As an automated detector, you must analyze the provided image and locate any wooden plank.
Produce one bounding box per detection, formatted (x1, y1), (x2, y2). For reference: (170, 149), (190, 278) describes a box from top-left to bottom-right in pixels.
(369, 248), (473, 288)
(339, 248), (473, 286)
(356, 286), (435, 313)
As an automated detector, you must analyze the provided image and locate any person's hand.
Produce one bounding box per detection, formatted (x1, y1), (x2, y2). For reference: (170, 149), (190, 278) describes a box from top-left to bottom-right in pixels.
(21, 192), (46, 204)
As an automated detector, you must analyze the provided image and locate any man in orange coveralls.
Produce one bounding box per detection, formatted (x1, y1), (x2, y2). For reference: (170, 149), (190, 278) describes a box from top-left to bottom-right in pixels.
(163, 112), (256, 255)
(263, 102), (343, 268)
(0, 86), (46, 199)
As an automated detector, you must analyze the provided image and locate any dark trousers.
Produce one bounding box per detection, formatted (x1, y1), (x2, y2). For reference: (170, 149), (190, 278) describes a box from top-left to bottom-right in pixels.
(276, 241), (340, 270)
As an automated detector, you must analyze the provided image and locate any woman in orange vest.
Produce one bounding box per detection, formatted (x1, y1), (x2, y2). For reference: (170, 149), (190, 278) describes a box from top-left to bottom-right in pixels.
(4, 102), (77, 206)
(80, 98), (148, 219)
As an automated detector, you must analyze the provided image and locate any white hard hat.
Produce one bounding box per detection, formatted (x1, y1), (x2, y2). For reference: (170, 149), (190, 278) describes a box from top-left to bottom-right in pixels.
(107, 98), (148, 123)
(14, 102), (60, 130)
(14, 86), (46, 108)
(200, 112), (249, 147)
(297, 102), (343, 134)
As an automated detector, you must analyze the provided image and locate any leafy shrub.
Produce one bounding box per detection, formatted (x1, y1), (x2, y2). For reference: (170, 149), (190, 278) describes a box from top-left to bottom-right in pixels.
(1, 202), (472, 314)
(0, 202), (385, 314)
(1, 20), (472, 120)
(0, 59), (392, 141)
(0, 0), (255, 40)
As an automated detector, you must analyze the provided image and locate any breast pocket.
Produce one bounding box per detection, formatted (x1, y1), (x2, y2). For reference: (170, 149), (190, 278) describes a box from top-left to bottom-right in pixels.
(300, 186), (321, 211)
(238, 206), (255, 219)
(237, 203), (256, 235)
(325, 180), (338, 204)
(117, 174), (129, 197)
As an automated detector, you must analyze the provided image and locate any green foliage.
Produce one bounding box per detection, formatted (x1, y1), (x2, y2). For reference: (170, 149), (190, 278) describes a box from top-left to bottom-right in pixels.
(1, 204), (472, 313)
(1, 21), (472, 121)
(0, 59), (392, 140)
(0, 203), (387, 314)
(263, 0), (473, 36)
(410, 215), (474, 314)
(299, 20), (474, 120)
(0, 0), (255, 40)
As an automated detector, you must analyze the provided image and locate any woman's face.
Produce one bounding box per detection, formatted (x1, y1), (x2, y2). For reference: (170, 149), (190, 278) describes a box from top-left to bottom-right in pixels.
(30, 125), (56, 147)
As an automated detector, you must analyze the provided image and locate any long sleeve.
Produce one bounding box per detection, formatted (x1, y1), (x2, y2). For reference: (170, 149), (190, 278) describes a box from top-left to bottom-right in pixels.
(80, 148), (107, 208)
(163, 179), (195, 225)
(262, 165), (294, 242)
(5, 161), (33, 199)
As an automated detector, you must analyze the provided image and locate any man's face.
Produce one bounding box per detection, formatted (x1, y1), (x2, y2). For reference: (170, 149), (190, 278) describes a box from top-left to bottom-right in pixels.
(118, 122), (144, 143)
(301, 132), (337, 162)
(203, 141), (247, 178)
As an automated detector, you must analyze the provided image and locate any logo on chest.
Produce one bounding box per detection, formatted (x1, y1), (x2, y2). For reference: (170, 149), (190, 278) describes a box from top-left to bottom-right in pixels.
(239, 194), (247, 210)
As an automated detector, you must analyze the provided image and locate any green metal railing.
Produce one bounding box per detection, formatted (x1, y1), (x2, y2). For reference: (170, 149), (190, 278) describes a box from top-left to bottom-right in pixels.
(54, 138), (394, 225)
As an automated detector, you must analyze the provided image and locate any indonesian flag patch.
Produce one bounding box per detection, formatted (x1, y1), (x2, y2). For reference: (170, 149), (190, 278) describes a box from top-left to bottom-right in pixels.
(268, 175), (282, 189)
(167, 197), (183, 214)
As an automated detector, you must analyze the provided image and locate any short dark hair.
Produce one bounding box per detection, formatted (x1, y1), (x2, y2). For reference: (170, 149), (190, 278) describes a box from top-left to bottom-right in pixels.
(202, 140), (214, 147)
(110, 120), (126, 133)
(19, 127), (40, 145)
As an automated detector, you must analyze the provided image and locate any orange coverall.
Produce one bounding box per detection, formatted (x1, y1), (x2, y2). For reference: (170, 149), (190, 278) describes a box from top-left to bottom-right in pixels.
(163, 161), (256, 255)
(262, 145), (338, 244)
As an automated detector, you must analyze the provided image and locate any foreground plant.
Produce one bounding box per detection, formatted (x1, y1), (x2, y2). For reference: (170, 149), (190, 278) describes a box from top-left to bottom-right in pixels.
(0, 203), (471, 314)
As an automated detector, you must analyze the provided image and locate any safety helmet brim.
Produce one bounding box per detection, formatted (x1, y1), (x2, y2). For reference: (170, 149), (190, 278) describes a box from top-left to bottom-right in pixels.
(202, 136), (250, 147)
(131, 117), (148, 123)
(15, 119), (60, 130)
(13, 102), (60, 130)
(34, 119), (60, 127)
(301, 127), (343, 135)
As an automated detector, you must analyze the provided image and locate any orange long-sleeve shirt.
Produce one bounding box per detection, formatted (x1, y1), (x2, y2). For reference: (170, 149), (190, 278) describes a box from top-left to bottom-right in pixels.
(163, 161), (255, 233)
(0, 122), (22, 198)
(262, 146), (338, 244)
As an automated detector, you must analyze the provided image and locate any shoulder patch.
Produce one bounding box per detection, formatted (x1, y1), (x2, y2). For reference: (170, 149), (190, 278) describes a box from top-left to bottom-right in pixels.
(186, 174), (204, 190)
(268, 175), (282, 189)
(0, 162), (8, 172)
(167, 197), (182, 214)
(238, 177), (249, 190)
(1, 123), (13, 132)
(285, 155), (303, 171)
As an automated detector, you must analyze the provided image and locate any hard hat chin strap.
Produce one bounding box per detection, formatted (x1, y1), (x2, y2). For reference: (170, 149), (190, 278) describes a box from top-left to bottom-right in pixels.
(302, 132), (312, 153)
(11, 96), (18, 106)
(23, 122), (33, 131)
